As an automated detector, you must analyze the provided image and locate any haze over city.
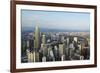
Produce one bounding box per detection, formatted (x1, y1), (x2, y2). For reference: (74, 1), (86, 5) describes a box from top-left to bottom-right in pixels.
(21, 10), (90, 32)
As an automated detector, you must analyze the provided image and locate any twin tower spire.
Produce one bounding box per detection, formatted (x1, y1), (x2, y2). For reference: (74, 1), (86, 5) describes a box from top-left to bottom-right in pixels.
(28, 25), (46, 62)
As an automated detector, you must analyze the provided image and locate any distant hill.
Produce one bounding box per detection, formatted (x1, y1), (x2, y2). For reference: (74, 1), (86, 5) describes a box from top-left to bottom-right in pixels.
(22, 27), (90, 32)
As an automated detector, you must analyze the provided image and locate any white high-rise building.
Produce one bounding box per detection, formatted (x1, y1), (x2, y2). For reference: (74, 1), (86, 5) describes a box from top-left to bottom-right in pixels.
(74, 37), (78, 43)
(42, 34), (46, 44)
(26, 49), (34, 62)
(27, 40), (29, 48)
(42, 56), (46, 62)
(59, 44), (64, 56)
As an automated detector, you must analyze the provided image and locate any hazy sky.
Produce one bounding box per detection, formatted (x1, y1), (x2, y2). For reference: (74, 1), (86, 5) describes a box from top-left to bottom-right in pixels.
(21, 9), (90, 31)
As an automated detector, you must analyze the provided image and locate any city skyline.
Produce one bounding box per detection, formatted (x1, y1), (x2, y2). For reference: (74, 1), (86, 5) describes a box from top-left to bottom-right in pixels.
(21, 10), (90, 63)
(21, 10), (90, 32)
(21, 25), (90, 63)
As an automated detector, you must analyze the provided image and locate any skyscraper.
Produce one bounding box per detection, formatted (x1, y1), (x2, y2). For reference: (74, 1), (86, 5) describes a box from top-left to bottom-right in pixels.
(33, 25), (40, 62)
(34, 25), (40, 49)
(74, 37), (78, 43)
(42, 34), (46, 44)
(59, 43), (64, 57)
(41, 34), (47, 56)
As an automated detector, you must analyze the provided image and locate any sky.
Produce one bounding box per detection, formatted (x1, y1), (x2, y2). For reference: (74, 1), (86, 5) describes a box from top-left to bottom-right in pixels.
(21, 9), (90, 32)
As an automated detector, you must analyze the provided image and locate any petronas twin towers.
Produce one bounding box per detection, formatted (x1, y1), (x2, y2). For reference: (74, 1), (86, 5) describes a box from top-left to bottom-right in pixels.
(27, 25), (47, 62)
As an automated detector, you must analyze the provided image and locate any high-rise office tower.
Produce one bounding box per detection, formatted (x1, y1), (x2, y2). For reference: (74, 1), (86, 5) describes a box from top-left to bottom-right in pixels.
(41, 43), (47, 56)
(26, 49), (34, 62)
(54, 45), (59, 61)
(42, 34), (46, 44)
(86, 38), (90, 46)
(74, 37), (78, 43)
(41, 34), (48, 56)
(78, 43), (82, 53)
(34, 25), (40, 49)
(33, 25), (40, 62)
(27, 40), (29, 48)
(61, 36), (65, 43)
(67, 37), (69, 46)
(66, 37), (69, 55)
(49, 49), (55, 61)
(59, 43), (64, 57)
(47, 46), (52, 57)
(61, 55), (65, 61)
(42, 56), (46, 62)
(34, 51), (39, 62)
(69, 43), (75, 59)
